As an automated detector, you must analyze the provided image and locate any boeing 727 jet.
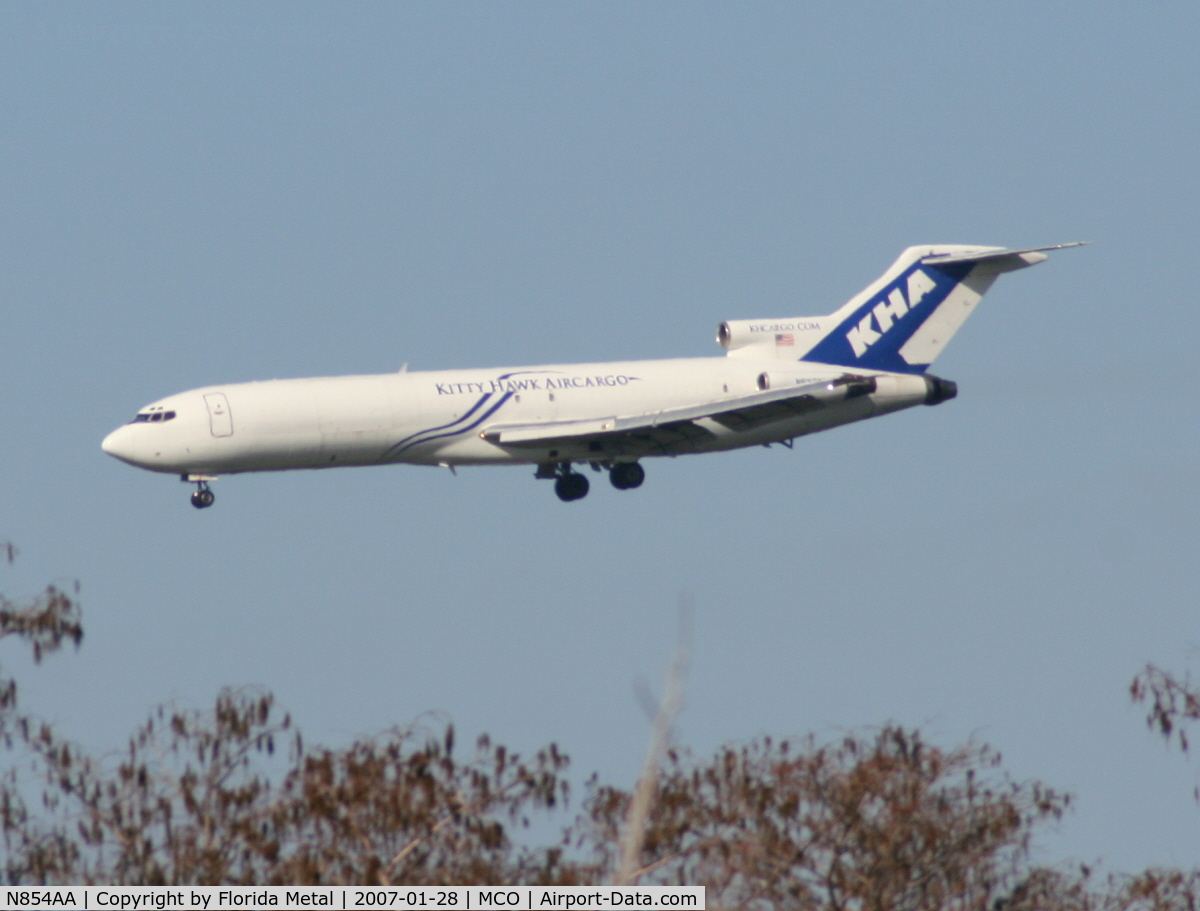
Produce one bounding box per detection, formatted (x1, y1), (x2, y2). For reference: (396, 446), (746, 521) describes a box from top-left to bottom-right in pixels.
(102, 243), (1081, 507)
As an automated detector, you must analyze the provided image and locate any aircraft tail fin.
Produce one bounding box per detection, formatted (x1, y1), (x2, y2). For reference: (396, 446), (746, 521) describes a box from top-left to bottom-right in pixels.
(719, 243), (1085, 373)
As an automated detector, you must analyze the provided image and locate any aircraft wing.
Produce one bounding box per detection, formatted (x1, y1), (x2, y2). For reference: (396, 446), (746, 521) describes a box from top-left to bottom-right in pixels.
(482, 374), (877, 456)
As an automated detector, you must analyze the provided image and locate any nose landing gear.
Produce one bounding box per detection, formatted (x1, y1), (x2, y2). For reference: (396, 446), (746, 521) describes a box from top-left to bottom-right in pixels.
(183, 474), (217, 509)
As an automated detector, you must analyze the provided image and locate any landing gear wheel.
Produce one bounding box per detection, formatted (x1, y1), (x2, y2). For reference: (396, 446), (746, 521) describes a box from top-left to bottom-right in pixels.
(190, 486), (215, 509)
(554, 472), (590, 502)
(609, 462), (645, 490)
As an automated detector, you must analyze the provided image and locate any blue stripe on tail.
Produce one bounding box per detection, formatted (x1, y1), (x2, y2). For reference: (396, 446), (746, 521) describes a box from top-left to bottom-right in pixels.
(802, 262), (972, 374)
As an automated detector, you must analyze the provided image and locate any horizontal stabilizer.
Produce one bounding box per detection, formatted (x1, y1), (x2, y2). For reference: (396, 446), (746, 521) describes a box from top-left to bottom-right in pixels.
(920, 242), (1088, 266)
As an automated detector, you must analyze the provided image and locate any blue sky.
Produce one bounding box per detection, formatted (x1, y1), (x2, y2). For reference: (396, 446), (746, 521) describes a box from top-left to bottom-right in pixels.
(2, 2), (1199, 872)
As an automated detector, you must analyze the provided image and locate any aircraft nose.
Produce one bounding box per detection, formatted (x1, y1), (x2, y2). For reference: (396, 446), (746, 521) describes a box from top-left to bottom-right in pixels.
(102, 426), (142, 465)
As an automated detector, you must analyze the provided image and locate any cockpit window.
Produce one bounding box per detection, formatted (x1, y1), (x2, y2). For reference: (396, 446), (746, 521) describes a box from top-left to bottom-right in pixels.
(129, 410), (176, 424)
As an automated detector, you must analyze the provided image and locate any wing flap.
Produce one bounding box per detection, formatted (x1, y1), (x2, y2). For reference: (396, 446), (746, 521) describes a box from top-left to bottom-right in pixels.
(482, 374), (876, 452)
(710, 393), (826, 431)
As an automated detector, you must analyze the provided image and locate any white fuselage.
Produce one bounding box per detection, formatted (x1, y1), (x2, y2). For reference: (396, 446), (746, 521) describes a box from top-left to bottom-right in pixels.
(100, 356), (931, 477)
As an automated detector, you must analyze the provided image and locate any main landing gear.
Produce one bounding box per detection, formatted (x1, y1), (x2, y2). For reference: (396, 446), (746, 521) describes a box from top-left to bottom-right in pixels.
(536, 461), (645, 502)
(555, 471), (589, 502)
(609, 461), (645, 490)
(184, 475), (217, 509)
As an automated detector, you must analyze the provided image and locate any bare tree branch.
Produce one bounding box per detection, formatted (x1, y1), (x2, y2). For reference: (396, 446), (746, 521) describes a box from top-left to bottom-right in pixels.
(614, 597), (691, 887)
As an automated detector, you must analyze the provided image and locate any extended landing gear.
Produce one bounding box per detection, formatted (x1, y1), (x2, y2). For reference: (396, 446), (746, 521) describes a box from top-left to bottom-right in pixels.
(537, 461), (645, 501)
(554, 471), (590, 502)
(184, 475), (217, 509)
(190, 486), (215, 509)
(609, 461), (645, 490)
(536, 462), (591, 501)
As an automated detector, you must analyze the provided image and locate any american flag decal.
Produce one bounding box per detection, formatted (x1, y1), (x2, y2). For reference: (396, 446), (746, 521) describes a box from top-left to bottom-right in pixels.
(775, 333), (794, 347)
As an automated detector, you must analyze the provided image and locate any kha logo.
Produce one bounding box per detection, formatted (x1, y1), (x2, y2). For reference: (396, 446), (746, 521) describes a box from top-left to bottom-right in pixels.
(846, 269), (937, 357)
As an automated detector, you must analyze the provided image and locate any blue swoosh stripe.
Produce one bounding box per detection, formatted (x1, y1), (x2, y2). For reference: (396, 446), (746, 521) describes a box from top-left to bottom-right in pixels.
(383, 392), (493, 459)
(391, 391), (515, 456)
(382, 370), (563, 460)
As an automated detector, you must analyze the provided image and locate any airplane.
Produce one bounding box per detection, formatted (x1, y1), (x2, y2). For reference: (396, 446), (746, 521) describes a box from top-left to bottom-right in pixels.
(102, 243), (1082, 508)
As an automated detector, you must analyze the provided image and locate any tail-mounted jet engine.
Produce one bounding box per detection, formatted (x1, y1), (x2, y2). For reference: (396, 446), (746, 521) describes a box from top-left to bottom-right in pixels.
(923, 375), (957, 405)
